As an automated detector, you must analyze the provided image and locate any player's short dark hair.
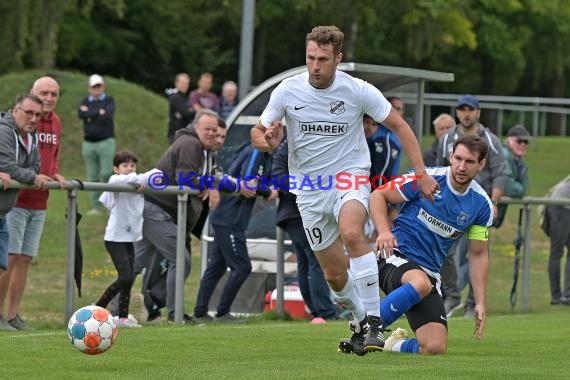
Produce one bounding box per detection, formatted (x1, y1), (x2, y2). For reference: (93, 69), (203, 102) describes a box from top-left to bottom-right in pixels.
(217, 117), (227, 129)
(306, 26), (344, 54)
(113, 150), (138, 167)
(452, 135), (488, 162)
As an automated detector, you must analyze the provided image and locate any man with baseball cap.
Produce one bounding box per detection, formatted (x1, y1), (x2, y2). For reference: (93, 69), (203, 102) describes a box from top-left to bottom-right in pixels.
(78, 74), (116, 215)
(436, 94), (507, 319)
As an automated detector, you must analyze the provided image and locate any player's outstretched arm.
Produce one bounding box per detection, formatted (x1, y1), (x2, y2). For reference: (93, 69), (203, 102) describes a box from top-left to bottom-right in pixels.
(382, 109), (439, 202)
(468, 238), (489, 339)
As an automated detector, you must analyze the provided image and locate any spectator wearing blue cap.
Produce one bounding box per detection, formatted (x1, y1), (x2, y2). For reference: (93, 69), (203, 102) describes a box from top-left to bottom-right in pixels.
(436, 94), (507, 318)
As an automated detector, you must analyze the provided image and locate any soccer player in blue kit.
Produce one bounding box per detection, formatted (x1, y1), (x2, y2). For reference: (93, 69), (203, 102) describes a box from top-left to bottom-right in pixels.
(340, 135), (493, 355)
(251, 25), (439, 356)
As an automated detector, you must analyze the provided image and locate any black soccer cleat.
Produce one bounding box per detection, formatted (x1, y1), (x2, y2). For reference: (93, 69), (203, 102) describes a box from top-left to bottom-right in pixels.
(348, 318), (369, 356)
(364, 315), (387, 352)
(337, 338), (353, 354)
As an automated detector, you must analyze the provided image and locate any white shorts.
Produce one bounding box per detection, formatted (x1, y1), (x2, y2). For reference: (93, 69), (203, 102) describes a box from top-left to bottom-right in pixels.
(296, 184), (370, 251)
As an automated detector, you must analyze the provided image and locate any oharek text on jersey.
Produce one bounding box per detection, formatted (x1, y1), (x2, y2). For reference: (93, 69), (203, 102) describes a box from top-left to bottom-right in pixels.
(299, 121), (348, 135)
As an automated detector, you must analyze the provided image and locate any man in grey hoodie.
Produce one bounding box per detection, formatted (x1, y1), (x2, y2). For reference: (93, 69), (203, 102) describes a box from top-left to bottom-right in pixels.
(436, 94), (506, 318)
(0, 93), (51, 330)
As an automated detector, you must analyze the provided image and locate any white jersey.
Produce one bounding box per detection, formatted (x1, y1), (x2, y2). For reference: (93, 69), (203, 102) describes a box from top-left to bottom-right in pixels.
(99, 169), (162, 242)
(260, 70), (391, 195)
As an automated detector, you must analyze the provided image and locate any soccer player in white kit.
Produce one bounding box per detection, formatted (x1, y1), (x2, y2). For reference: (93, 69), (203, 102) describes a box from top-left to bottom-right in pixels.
(251, 25), (438, 356)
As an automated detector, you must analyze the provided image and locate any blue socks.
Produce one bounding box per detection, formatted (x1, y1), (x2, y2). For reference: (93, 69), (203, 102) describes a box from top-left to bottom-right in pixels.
(380, 283), (421, 326)
(400, 338), (420, 353)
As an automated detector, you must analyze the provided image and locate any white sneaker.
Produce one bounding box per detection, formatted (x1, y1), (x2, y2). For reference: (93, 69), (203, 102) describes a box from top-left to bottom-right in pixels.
(0, 315), (17, 331)
(131, 293), (149, 324)
(384, 327), (409, 352)
(116, 317), (142, 328)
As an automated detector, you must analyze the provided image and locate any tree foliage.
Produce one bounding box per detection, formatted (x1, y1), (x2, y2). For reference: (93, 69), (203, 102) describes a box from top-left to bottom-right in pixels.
(1, 0), (570, 97)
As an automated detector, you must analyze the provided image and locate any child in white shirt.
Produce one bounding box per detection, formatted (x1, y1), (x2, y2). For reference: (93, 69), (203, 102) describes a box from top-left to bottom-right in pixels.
(94, 150), (161, 328)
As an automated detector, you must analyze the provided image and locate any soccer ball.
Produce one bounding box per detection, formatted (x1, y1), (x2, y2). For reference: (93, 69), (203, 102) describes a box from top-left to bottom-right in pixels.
(67, 305), (118, 355)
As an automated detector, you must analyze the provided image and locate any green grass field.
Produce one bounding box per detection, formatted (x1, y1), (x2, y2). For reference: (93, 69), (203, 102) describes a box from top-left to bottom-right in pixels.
(0, 71), (569, 378)
(2, 313), (570, 379)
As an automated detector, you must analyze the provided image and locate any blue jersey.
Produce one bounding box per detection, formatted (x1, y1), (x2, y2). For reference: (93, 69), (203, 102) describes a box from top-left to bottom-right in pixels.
(392, 167), (493, 272)
(368, 124), (402, 188)
(212, 144), (272, 229)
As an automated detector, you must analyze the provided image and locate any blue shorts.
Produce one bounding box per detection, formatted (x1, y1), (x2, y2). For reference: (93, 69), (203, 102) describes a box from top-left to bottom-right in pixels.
(0, 218), (8, 270)
(6, 208), (46, 257)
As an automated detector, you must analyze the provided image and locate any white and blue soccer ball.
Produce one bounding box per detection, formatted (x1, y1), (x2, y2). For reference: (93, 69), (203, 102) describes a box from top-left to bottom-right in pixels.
(67, 305), (118, 355)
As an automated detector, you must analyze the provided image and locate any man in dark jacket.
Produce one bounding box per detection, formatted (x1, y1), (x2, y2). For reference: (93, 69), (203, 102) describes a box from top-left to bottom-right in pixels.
(167, 73), (194, 144)
(134, 109), (220, 323)
(77, 74), (116, 215)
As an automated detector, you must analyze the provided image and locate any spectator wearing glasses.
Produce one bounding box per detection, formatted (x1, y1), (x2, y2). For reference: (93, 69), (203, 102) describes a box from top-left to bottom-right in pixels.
(78, 74), (116, 215)
(0, 93), (52, 330)
(494, 125), (530, 227)
(0, 78), (66, 331)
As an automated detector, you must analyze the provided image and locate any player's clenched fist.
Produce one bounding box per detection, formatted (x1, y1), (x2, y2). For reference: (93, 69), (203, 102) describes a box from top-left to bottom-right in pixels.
(264, 121), (284, 150)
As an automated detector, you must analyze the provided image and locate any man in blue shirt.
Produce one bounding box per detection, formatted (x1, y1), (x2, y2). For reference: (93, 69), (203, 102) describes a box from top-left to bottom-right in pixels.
(192, 143), (278, 323)
(339, 135), (492, 355)
(363, 114), (402, 189)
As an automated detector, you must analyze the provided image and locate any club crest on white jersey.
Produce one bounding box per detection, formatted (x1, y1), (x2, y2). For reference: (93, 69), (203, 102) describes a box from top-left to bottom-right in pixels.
(329, 100), (345, 115)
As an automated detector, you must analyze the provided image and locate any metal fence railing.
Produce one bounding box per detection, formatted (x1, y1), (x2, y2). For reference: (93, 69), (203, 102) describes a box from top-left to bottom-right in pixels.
(498, 196), (570, 312)
(2, 179), (568, 321)
(1, 179), (197, 324)
(392, 93), (570, 137)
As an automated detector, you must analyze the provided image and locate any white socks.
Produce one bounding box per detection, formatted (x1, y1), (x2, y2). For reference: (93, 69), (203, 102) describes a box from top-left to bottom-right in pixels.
(331, 271), (366, 322)
(350, 252), (380, 318)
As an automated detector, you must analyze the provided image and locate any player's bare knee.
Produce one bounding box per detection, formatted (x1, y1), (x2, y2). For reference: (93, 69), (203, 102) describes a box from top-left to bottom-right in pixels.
(324, 270), (344, 286)
(405, 271), (432, 297)
(340, 227), (359, 244)
(422, 340), (447, 355)
(340, 228), (367, 251)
